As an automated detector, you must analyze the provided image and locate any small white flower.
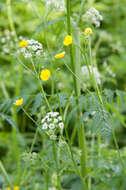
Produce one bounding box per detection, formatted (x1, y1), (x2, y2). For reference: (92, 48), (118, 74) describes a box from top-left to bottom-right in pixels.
(49, 123), (55, 129)
(42, 123), (48, 130)
(32, 45), (38, 51)
(38, 43), (42, 49)
(81, 65), (101, 84)
(82, 7), (103, 27)
(54, 119), (58, 124)
(43, 0), (65, 11)
(59, 122), (64, 130)
(52, 112), (59, 117)
(45, 114), (49, 119)
(19, 38), (43, 58)
(58, 116), (62, 121)
(41, 118), (45, 123)
(24, 53), (32, 58)
(47, 112), (53, 118)
(36, 50), (41, 56)
(47, 118), (52, 122)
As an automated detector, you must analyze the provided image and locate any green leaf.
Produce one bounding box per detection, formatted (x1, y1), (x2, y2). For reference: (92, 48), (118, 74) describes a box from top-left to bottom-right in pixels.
(35, 17), (65, 33)
(31, 93), (43, 115)
(90, 105), (112, 137)
(0, 113), (18, 130)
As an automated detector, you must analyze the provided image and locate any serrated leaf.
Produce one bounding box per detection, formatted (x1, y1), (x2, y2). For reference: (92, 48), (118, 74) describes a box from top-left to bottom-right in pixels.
(90, 105), (112, 137)
(104, 89), (114, 103)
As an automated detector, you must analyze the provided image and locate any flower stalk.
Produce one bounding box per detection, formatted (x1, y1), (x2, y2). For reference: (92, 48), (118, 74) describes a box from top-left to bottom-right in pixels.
(52, 141), (62, 190)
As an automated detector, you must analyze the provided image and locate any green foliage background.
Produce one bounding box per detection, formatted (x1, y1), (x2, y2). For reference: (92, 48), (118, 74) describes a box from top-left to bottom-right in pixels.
(0, 0), (126, 189)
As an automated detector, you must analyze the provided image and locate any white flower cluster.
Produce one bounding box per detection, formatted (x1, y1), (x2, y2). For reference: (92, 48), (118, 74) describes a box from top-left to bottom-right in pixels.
(82, 7), (103, 27)
(0, 30), (17, 55)
(81, 65), (101, 84)
(22, 152), (38, 165)
(42, 0), (65, 11)
(18, 37), (43, 58)
(41, 112), (64, 140)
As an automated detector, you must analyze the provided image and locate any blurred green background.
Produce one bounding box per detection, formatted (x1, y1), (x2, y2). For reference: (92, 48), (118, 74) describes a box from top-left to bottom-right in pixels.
(0, 0), (126, 189)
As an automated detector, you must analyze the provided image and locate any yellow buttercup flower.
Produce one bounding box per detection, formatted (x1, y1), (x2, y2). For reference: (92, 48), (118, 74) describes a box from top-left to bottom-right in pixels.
(64, 35), (72, 46)
(7, 186), (19, 190)
(14, 98), (23, 106)
(18, 40), (28, 47)
(40, 69), (50, 81)
(54, 51), (65, 59)
(84, 28), (93, 35)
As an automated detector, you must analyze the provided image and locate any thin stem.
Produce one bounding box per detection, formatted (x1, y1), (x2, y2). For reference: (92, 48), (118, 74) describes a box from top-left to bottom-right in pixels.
(45, 171), (49, 190)
(30, 58), (52, 111)
(6, 0), (17, 39)
(0, 161), (14, 190)
(52, 141), (62, 190)
(88, 134), (95, 190)
(57, 94), (87, 188)
(112, 131), (125, 170)
(77, 0), (85, 25)
(88, 37), (103, 105)
(20, 108), (39, 185)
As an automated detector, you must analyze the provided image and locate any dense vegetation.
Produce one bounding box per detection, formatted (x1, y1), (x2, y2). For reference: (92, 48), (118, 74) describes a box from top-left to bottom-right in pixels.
(0, 0), (126, 189)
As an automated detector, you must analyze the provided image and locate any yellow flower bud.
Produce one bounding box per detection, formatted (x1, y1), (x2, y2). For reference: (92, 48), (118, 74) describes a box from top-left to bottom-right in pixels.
(84, 28), (93, 35)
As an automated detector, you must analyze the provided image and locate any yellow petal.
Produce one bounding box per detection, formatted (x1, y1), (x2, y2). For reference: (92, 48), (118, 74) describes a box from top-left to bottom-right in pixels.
(54, 51), (65, 59)
(14, 98), (23, 106)
(18, 40), (28, 47)
(40, 69), (51, 81)
(64, 35), (72, 46)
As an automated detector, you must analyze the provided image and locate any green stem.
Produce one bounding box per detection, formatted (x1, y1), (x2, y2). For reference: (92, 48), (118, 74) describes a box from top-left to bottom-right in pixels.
(66, 0), (87, 180)
(78, 124), (87, 178)
(6, 0), (17, 39)
(66, 0), (78, 99)
(58, 94), (87, 188)
(45, 171), (49, 190)
(20, 108), (39, 185)
(88, 134), (95, 190)
(77, 0), (85, 25)
(52, 141), (62, 190)
(88, 37), (103, 105)
(112, 131), (125, 170)
(7, 0), (21, 171)
(30, 58), (52, 111)
(0, 161), (14, 190)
